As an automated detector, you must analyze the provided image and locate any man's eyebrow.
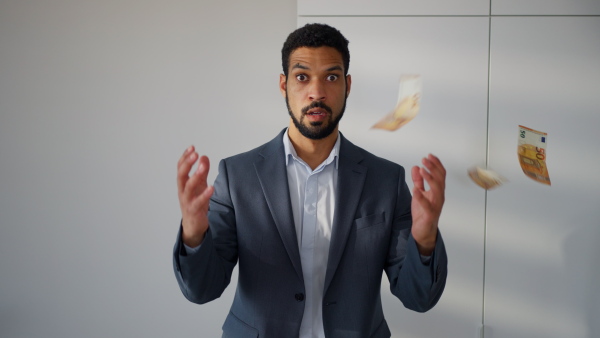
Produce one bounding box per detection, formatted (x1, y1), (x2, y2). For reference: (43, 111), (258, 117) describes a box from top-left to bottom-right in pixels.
(290, 64), (344, 72)
(291, 63), (309, 70)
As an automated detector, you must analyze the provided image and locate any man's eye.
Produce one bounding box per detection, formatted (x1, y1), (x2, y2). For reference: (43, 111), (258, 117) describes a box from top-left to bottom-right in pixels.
(296, 74), (307, 81)
(326, 75), (338, 81)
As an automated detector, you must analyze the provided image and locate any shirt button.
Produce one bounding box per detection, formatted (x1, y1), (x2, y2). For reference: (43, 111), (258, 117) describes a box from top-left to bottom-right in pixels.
(295, 293), (305, 302)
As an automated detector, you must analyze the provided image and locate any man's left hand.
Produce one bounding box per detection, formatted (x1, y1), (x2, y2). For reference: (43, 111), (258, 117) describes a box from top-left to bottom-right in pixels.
(410, 154), (446, 256)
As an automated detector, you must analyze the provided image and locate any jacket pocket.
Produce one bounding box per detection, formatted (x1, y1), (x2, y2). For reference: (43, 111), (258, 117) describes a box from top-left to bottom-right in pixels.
(222, 311), (259, 338)
(355, 212), (386, 230)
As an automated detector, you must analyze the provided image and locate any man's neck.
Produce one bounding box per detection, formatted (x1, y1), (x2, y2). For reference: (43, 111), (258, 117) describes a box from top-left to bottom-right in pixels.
(288, 122), (338, 171)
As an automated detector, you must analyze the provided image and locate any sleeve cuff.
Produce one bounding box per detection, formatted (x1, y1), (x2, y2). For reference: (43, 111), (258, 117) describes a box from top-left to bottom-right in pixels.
(184, 242), (202, 255)
(419, 254), (432, 265)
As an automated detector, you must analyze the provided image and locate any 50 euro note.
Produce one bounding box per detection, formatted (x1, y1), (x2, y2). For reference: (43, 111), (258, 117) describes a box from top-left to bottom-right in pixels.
(518, 125), (551, 185)
(372, 75), (421, 131)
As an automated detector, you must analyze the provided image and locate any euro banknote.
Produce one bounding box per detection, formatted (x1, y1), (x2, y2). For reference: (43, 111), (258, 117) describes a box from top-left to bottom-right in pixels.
(372, 75), (421, 131)
(468, 166), (506, 190)
(518, 125), (551, 185)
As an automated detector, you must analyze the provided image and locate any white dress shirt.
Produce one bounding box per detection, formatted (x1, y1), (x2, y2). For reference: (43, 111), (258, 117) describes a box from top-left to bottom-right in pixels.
(283, 129), (339, 338)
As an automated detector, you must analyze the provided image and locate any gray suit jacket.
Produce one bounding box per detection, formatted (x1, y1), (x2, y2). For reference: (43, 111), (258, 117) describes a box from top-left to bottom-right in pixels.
(173, 129), (447, 338)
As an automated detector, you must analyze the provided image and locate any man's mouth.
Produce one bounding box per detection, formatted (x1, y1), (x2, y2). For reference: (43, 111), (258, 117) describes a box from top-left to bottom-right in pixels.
(301, 101), (333, 116)
(306, 108), (328, 116)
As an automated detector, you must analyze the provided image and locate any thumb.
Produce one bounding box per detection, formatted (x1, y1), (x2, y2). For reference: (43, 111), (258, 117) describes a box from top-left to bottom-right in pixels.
(412, 165), (424, 191)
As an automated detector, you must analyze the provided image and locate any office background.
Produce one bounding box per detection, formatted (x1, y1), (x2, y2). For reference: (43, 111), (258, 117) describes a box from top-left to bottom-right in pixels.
(1, 0), (598, 337)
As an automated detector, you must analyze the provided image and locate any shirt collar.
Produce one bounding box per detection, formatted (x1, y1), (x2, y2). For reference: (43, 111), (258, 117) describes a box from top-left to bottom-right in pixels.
(283, 128), (340, 169)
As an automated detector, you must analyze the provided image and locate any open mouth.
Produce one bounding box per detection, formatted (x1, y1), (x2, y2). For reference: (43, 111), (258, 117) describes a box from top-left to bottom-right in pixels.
(306, 108), (328, 116)
(302, 101), (333, 116)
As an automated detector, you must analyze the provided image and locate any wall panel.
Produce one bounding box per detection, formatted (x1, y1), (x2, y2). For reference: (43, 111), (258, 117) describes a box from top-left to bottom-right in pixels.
(486, 16), (600, 338)
(299, 0), (489, 16)
(0, 1), (297, 337)
(492, 0), (600, 15)
(298, 16), (490, 338)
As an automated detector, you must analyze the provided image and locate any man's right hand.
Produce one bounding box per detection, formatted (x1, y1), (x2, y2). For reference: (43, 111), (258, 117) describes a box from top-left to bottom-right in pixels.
(177, 146), (214, 248)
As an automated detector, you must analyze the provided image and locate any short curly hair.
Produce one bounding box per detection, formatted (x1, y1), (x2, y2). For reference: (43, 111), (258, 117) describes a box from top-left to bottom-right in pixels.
(281, 23), (350, 76)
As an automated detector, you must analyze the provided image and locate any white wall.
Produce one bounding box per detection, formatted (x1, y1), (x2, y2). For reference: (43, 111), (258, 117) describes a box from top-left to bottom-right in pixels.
(0, 1), (295, 337)
(2, 0), (599, 338)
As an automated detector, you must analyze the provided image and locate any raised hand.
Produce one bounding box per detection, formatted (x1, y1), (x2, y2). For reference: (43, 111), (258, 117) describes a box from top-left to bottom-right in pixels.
(177, 146), (214, 247)
(410, 154), (446, 256)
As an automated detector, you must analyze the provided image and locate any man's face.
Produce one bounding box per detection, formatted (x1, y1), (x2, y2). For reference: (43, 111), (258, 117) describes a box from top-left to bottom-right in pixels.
(280, 46), (351, 140)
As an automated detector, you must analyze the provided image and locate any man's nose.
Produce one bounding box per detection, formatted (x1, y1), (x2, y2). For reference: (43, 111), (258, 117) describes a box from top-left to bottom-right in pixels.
(308, 80), (326, 101)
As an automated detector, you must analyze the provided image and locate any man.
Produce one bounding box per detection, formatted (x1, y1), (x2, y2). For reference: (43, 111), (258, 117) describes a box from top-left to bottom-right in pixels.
(173, 23), (447, 338)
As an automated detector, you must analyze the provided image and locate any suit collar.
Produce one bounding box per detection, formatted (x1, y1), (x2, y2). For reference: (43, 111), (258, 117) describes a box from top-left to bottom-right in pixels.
(324, 134), (367, 293)
(282, 128), (341, 169)
(254, 129), (304, 281)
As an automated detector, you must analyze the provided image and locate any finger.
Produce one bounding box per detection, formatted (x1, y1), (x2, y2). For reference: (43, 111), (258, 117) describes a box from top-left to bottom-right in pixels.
(194, 156), (211, 181)
(189, 185), (215, 211)
(427, 153), (444, 170)
(411, 165), (425, 191)
(412, 187), (433, 213)
(177, 145), (195, 168)
(421, 156), (446, 187)
(422, 154), (446, 181)
(420, 166), (445, 196)
(183, 156), (211, 201)
(191, 156), (211, 191)
(177, 150), (199, 194)
(412, 185), (423, 202)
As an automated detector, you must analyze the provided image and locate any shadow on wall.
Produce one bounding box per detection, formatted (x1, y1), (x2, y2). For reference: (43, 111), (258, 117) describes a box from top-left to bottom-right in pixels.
(564, 221), (600, 338)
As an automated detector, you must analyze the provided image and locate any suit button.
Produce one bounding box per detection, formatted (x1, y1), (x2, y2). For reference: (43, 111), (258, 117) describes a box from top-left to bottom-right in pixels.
(295, 293), (305, 302)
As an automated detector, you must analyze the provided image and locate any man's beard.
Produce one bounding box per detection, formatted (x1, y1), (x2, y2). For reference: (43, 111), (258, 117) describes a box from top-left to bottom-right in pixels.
(285, 91), (347, 140)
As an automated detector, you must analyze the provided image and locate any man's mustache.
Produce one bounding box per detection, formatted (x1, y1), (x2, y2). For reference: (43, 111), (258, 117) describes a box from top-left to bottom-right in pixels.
(301, 101), (333, 115)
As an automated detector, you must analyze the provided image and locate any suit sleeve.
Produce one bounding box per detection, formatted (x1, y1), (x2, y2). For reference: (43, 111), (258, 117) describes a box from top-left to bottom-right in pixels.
(172, 159), (238, 304)
(384, 168), (448, 313)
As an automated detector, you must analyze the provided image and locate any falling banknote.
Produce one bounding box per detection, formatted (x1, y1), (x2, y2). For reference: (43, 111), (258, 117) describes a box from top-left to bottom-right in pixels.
(518, 125), (551, 186)
(468, 166), (507, 190)
(372, 75), (421, 131)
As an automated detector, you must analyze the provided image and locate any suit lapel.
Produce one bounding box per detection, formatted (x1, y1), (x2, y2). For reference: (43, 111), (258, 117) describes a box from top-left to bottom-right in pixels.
(254, 130), (304, 281)
(324, 134), (367, 293)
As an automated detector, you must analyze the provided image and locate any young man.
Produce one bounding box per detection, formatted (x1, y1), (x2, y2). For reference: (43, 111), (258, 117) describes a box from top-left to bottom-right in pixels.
(174, 23), (447, 338)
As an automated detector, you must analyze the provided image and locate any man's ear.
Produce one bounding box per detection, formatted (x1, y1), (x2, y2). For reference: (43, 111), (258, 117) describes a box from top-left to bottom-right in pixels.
(279, 74), (287, 97)
(345, 74), (352, 98)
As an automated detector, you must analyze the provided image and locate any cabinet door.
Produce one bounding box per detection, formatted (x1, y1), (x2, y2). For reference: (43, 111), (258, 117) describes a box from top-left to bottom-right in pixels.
(298, 16), (490, 338)
(486, 16), (600, 338)
(298, 0), (489, 16)
(492, 0), (600, 15)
